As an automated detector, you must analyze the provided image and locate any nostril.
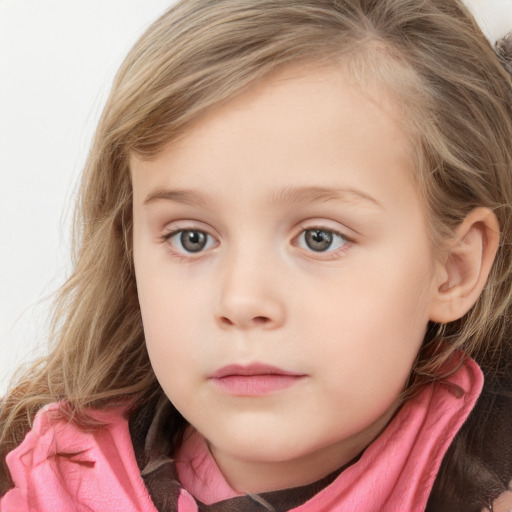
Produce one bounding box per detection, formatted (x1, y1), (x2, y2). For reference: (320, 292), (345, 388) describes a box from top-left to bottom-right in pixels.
(218, 315), (270, 327)
(220, 316), (235, 326)
(253, 316), (270, 325)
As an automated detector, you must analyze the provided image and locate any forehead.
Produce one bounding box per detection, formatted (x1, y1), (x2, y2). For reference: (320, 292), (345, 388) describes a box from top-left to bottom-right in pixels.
(130, 63), (418, 206)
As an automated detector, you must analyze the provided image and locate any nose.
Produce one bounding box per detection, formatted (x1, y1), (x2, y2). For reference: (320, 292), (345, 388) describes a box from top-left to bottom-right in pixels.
(214, 251), (286, 330)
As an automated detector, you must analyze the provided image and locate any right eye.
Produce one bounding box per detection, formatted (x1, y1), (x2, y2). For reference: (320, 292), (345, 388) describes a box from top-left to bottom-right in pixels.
(166, 229), (217, 254)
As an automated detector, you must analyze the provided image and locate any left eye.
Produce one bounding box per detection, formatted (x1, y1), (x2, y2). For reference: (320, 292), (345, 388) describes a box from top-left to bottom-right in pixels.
(167, 229), (217, 254)
(296, 228), (347, 252)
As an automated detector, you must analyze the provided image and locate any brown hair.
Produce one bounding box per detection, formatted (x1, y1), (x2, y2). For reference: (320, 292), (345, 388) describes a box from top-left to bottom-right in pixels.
(2, 0), (511, 494)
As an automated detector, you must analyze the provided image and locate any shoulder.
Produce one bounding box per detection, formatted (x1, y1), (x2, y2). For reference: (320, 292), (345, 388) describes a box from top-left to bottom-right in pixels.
(0, 402), (157, 512)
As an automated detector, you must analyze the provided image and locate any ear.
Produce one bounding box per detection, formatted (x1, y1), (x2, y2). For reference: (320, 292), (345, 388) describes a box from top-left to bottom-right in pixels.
(429, 207), (500, 324)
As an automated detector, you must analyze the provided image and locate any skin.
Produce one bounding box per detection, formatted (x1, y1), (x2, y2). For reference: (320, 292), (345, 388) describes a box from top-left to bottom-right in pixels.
(131, 64), (449, 493)
(485, 486), (512, 512)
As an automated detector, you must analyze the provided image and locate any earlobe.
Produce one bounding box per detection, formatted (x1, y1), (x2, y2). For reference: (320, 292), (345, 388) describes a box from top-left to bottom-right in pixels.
(429, 208), (500, 324)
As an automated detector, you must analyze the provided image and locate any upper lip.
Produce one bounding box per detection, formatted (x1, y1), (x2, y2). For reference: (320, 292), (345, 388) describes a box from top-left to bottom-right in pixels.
(210, 363), (305, 379)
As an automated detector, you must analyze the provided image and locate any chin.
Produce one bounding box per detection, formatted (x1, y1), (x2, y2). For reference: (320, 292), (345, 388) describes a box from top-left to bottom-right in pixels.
(210, 425), (329, 464)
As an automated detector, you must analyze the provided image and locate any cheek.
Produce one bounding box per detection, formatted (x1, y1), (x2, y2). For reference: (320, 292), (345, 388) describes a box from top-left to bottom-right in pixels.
(139, 282), (202, 356)
(135, 259), (198, 373)
(135, 231), (201, 340)
(140, 299), (203, 408)
(299, 254), (433, 388)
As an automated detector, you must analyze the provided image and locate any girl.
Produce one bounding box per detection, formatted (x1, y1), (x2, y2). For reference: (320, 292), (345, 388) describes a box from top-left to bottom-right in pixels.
(1, 1), (512, 510)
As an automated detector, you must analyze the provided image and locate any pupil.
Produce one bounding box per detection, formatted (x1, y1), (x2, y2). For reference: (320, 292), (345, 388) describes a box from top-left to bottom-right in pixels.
(181, 231), (207, 252)
(305, 229), (333, 252)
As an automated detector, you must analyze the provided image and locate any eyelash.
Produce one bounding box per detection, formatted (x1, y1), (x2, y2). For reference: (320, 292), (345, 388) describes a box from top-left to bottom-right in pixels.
(161, 225), (352, 259)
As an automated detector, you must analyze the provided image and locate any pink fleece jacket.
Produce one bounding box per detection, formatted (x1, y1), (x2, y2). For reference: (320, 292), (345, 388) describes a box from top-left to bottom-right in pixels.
(1, 356), (483, 512)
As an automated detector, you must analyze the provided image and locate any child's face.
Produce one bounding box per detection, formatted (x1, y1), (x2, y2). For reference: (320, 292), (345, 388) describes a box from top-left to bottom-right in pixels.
(131, 65), (441, 491)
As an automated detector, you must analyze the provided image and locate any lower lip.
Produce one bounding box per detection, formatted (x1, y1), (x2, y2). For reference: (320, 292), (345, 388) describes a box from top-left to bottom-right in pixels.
(211, 374), (305, 396)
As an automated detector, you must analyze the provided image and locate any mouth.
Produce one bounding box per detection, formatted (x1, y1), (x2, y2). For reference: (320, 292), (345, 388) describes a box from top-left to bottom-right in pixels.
(209, 363), (307, 396)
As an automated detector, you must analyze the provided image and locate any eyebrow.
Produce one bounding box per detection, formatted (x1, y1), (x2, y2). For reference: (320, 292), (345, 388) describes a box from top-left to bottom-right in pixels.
(143, 185), (382, 209)
(271, 185), (382, 209)
(144, 188), (212, 208)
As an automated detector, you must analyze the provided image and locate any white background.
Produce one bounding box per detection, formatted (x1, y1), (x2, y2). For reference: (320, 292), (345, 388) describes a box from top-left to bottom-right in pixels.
(1, 0), (511, 394)
(0, 0), (174, 393)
